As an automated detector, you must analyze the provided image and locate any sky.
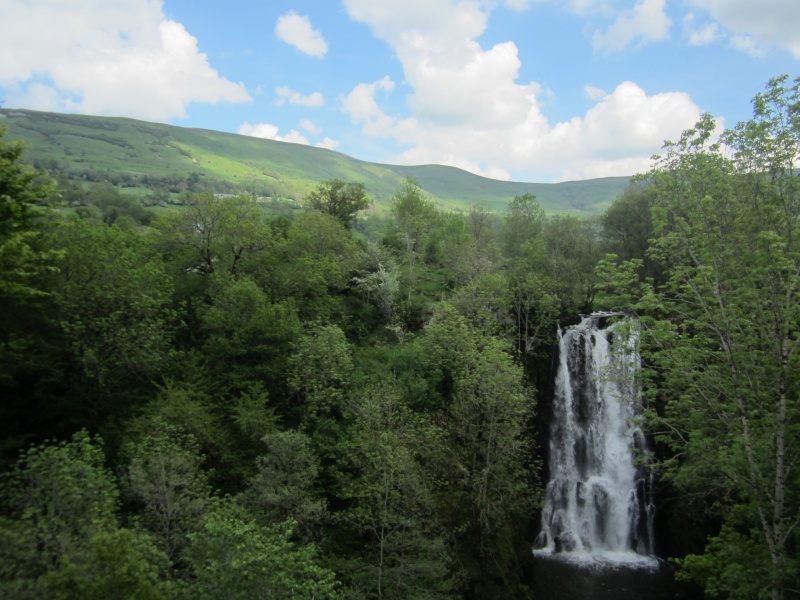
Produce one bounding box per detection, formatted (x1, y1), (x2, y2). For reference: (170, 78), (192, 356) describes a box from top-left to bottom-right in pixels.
(0, 0), (798, 183)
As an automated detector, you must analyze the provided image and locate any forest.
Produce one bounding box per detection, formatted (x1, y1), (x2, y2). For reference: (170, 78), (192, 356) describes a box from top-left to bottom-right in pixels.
(0, 75), (798, 600)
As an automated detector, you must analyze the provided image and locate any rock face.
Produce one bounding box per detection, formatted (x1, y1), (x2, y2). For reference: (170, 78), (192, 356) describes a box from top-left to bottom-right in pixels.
(536, 314), (654, 559)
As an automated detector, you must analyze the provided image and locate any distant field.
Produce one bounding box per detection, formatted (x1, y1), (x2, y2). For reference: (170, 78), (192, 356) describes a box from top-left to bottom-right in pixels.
(0, 108), (630, 214)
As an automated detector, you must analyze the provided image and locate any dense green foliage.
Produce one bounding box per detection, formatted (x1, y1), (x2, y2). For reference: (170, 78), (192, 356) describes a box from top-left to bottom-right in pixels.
(0, 128), (58, 298)
(2, 75), (799, 599)
(598, 75), (800, 600)
(0, 121), (594, 598)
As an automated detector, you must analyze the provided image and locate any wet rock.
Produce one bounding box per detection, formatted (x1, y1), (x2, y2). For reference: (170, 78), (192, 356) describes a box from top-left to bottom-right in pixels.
(533, 531), (548, 550)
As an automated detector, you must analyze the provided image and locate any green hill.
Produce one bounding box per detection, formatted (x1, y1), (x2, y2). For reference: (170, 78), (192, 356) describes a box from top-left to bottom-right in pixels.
(0, 108), (629, 213)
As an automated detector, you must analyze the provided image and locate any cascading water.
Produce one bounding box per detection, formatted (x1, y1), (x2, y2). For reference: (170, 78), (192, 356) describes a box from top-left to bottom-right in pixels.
(534, 313), (655, 563)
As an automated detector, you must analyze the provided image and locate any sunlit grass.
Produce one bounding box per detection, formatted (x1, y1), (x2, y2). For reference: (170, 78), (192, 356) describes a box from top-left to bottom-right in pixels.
(2, 108), (630, 214)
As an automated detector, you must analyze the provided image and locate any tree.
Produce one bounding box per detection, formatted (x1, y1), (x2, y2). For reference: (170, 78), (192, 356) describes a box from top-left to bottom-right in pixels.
(287, 325), (354, 424)
(154, 192), (271, 277)
(338, 382), (454, 599)
(450, 272), (513, 339)
(449, 337), (535, 542)
(352, 241), (401, 325)
(499, 193), (565, 361)
(0, 127), (57, 299)
(428, 211), (481, 284)
(199, 276), (301, 391)
(421, 303), (537, 595)
(306, 178), (370, 228)
(184, 499), (338, 600)
(600, 184), (655, 267)
(501, 192), (545, 261)
(0, 432), (171, 599)
(125, 421), (213, 562)
(390, 178), (437, 301)
(85, 182), (151, 226)
(39, 528), (171, 600)
(1, 432), (118, 573)
(265, 211), (361, 321)
(466, 203), (495, 252)
(602, 76), (800, 600)
(537, 214), (598, 312)
(242, 430), (327, 534)
(0, 132), (62, 463)
(52, 219), (176, 393)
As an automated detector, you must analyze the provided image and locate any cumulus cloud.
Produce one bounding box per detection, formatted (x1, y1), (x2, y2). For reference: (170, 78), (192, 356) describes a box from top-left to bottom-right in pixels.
(544, 82), (704, 177)
(341, 76), (408, 138)
(690, 0), (800, 58)
(276, 86), (325, 107)
(342, 0), (701, 181)
(316, 137), (340, 150)
(592, 0), (672, 52)
(238, 121), (310, 145)
(275, 11), (328, 58)
(239, 121), (339, 150)
(0, 0), (250, 121)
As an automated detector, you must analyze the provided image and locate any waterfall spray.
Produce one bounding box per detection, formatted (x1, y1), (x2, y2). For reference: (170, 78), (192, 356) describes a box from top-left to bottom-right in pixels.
(534, 314), (654, 563)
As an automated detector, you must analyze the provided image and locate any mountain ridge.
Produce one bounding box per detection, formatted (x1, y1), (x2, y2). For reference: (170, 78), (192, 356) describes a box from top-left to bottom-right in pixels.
(0, 108), (630, 213)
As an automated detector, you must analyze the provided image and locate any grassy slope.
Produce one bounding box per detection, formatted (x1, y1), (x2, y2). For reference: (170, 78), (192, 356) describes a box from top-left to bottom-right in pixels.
(0, 108), (630, 214)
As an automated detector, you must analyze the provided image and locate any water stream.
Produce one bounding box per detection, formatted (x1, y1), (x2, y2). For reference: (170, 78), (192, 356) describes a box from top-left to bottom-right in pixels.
(534, 313), (655, 563)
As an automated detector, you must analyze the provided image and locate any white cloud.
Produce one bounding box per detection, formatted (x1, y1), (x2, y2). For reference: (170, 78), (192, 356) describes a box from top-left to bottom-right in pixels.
(342, 1), (701, 181)
(584, 85), (607, 100)
(341, 76), (406, 138)
(0, 0), (250, 121)
(316, 137), (341, 150)
(690, 0), (800, 58)
(503, 0), (534, 10)
(275, 11), (328, 58)
(682, 13), (720, 46)
(518, 0), (614, 15)
(545, 81), (705, 178)
(276, 86), (325, 107)
(300, 119), (322, 134)
(729, 34), (767, 57)
(5, 82), (62, 112)
(691, 23), (720, 46)
(573, 0), (613, 13)
(238, 122), (310, 145)
(592, 0), (672, 52)
(239, 121), (338, 150)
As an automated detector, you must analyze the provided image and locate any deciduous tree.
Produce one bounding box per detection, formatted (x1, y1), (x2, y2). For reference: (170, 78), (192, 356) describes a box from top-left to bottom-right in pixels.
(0, 127), (57, 299)
(390, 178), (437, 301)
(184, 499), (338, 600)
(338, 382), (454, 599)
(305, 178), (370, 228)
(602, 76), (800, 600)
(154, 193), (271, 277)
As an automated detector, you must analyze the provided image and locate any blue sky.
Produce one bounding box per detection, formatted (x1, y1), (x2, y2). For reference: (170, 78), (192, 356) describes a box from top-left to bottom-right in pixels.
(1, 0), (798, 182)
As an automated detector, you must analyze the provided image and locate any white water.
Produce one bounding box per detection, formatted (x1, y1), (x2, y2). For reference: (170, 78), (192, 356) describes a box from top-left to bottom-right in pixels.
(534, 314), (654, 564)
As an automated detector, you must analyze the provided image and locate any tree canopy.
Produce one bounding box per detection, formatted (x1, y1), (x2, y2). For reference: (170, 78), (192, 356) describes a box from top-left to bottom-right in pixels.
(599, 74), (800, 600)
(305, 178), (370, 228)
(4, 74), (800, 600)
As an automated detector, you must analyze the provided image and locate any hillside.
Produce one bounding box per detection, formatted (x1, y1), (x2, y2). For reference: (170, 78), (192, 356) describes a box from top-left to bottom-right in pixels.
(0, 108), (630, 213)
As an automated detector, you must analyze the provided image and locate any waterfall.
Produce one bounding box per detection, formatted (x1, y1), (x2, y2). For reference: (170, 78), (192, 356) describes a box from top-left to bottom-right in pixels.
(534, 314), (654, 563)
